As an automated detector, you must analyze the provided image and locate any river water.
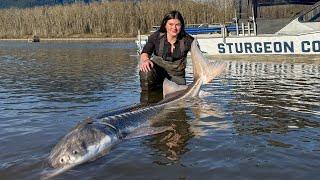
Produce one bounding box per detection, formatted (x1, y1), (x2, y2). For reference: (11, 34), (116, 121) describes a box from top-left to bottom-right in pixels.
(0, 41), (319, 179)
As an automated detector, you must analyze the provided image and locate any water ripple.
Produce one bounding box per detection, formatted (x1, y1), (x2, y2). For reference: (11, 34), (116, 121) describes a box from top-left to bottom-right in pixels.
(0, 42), (319, 179)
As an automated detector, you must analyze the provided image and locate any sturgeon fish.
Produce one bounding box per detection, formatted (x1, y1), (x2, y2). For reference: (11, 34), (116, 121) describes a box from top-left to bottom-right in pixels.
(43, 40), (225, 178)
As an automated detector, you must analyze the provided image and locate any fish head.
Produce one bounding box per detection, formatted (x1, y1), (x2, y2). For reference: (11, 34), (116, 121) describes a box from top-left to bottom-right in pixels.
(48, 128), (90, 168)
(48, 119), (116, 168)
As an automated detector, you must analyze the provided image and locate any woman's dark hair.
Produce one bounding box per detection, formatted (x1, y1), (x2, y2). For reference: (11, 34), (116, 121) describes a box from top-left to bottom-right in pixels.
(159, 10), (186, 37)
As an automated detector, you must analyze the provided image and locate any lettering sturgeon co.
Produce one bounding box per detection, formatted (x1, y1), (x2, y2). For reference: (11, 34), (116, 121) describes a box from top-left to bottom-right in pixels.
(217, 41), (320, 54)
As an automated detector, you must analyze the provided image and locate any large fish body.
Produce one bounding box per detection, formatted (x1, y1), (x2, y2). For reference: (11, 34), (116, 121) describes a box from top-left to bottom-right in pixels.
(44, 40), (225, 178)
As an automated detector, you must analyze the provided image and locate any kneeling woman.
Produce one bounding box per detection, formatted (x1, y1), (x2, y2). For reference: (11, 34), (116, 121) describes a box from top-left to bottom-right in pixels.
(139, 10), (194, 102)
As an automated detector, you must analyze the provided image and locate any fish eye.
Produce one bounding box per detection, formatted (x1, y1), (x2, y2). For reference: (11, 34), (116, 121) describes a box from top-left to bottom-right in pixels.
(73, 150), (78, 154)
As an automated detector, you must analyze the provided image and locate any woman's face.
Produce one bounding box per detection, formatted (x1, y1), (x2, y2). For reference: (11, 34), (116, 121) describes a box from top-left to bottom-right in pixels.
(165, 19), (182, 38)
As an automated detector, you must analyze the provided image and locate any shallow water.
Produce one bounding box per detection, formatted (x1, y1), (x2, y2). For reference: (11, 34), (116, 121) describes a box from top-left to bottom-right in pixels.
(0, 41), (319, 179)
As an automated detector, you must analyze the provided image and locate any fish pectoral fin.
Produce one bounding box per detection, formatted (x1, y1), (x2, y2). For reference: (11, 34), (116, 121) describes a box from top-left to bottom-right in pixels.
(163, 78), (188, 98)
(125, 126), (173, 139)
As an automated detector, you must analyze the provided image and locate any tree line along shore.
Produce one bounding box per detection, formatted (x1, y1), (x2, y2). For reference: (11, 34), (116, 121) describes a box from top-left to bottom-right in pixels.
(0, 0), (306, 39)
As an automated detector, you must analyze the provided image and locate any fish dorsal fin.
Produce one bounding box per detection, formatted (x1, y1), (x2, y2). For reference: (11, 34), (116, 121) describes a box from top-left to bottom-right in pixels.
(163, 78), (188, 98)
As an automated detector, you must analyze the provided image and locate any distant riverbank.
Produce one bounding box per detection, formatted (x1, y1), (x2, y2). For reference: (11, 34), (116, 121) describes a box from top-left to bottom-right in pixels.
(0, 0), (230, 39)
(0, 0), (306, 39)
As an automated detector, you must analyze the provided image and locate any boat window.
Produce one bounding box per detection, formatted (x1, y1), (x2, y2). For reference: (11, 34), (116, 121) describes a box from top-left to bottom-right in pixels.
(299, 4), (320, 22)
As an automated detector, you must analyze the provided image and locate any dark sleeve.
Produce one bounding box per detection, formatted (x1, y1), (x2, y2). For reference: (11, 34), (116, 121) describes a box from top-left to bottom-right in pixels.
(184, 34), (194, 55)
(141, 32), (159, 55)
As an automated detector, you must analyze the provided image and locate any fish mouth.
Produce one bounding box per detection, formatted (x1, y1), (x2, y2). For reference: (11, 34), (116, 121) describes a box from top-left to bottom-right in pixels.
(40, 164), (76, 180)
(44, 151), (94, 179)
(41, 158), (86, 180)
(44, 154), (83, 179)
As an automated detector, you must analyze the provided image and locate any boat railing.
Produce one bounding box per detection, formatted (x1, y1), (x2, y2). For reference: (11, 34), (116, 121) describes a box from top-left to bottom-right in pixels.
(298, 1), (320, 22)
(139, 18), (257, 38)
(236, 20), (257, 36)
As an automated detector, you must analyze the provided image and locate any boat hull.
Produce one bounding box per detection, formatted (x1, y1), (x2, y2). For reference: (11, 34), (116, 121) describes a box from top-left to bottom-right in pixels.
(198, 31), (320, 55)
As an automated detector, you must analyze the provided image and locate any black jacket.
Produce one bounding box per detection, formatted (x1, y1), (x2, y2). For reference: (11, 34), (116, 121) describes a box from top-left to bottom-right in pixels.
(141, 31), (194, 62)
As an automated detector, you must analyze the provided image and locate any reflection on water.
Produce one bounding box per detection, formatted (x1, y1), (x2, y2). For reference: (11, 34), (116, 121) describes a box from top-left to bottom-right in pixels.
(226, 61), (320, 135)
(147, 98), (227, 164)
(147, 107), (193, 164)
(0, 41), (319, 179)
(189, 98), (228, 137)
(0, 41), (139, 116)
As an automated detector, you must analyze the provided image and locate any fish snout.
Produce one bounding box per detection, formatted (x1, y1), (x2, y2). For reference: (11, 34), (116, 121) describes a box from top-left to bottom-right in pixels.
(59, 155), (70, 164)
(49, 154), (73, 168)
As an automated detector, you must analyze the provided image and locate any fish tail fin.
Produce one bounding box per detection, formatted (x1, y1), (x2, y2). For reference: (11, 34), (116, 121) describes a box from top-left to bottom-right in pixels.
(202, 61), (226, 84)
(191, 40), (226, 84)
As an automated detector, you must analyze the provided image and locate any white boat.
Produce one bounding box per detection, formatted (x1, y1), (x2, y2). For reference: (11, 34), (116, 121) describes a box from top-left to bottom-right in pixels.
(136, 0), (320, 58)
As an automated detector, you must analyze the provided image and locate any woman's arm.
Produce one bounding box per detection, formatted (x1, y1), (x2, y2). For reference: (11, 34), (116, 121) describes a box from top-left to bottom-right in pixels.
(140, 53), (154, 72)
(139, 32), (159, 72)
